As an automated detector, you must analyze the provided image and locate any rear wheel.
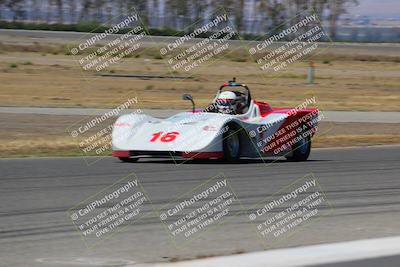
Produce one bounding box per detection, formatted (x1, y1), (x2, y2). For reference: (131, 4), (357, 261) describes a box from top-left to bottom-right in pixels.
(223, 126), (241, 163)
(118, 157), (139, 163)
(285, 134), (311, 162)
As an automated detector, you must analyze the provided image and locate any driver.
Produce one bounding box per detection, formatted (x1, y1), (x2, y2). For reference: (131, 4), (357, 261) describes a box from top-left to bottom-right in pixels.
(215, 91), (246, 114)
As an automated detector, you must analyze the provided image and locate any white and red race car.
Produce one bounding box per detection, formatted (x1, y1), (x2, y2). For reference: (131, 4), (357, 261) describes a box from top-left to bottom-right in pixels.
(112, 79), (318, 162)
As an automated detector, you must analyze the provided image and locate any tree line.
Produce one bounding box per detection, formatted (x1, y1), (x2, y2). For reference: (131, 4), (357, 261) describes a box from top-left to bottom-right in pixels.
(0, 0), (358, 39)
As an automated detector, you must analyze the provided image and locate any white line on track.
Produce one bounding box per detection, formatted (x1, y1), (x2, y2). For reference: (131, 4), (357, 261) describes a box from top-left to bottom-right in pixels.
(144, 236), (400, 267)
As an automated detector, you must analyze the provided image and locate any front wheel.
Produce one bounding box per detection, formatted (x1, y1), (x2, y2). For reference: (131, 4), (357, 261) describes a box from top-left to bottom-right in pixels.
(223, 126), (241, 163)
(119, 157), (139, 163)
(285, 134), (311, 162)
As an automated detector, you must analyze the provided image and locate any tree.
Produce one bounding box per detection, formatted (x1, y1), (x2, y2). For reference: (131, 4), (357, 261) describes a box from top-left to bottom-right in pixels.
(166, 0), (189, 29)
(327, 0), (358, 40)
(0, 0), (6, 20)
(67, 0), (77, 24)
(79, 0), (92, 22)
(94, 0), (107, 23)
(126, 0), (149, 26)
(258, 0), (286, 35)
(233, 0), (245, 34)
(6, 0), (26, 21)
(310, 0), (328, 20)
(55, 0), (64, 23)
(190, 0), (209, 24)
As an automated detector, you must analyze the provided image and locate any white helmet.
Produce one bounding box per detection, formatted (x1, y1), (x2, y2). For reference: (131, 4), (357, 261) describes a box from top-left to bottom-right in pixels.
(215, 91), (239, 114)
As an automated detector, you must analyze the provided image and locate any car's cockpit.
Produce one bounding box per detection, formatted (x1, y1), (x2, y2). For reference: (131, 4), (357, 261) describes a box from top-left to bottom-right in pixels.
(205, 78), (252, 115)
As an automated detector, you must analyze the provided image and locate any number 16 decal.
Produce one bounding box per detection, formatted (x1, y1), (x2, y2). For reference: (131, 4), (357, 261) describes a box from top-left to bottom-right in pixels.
(150, 132), (180, 143)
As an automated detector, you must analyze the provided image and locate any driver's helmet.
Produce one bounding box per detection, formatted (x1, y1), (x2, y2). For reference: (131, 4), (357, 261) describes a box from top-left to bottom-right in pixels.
(215, 91), (242, 114)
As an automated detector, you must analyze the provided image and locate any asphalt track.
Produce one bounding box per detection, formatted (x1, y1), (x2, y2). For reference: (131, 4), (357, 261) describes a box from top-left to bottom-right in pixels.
(1, 145), (400, 267)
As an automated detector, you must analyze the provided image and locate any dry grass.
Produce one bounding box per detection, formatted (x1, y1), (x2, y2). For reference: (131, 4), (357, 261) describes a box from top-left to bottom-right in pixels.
(314, 121), (400, 147)
(0, 137), (80, 157)
(314, 135), (400, 148)
(0, 41), (399, 111)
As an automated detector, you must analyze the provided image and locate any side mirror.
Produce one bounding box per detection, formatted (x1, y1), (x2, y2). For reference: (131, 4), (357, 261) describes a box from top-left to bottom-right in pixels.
(182, 94), (193, 101)
(182, 94), (195, 113)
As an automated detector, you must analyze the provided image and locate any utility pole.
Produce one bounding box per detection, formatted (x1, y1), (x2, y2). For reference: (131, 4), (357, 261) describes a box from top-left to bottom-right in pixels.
(307, 60), (315, 84)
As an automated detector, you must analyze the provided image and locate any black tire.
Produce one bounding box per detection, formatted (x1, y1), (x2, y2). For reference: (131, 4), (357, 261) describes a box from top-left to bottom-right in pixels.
(119, 157), (139, 163)
(285, 134), (311, 162)
(223, 125), (241, 163)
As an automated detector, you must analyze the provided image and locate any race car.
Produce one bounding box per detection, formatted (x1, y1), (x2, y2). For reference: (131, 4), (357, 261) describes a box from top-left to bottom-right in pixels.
(112, 78), (319, 162)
